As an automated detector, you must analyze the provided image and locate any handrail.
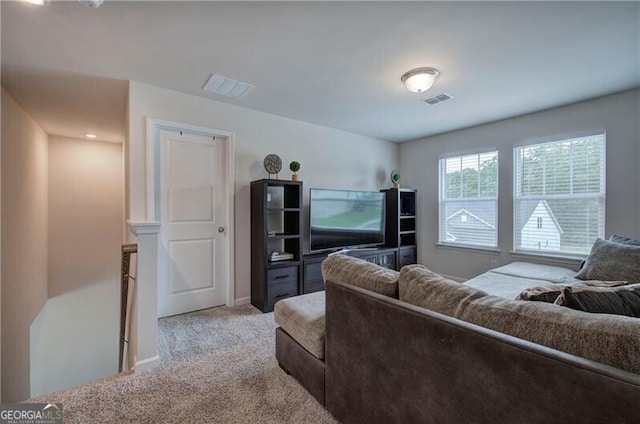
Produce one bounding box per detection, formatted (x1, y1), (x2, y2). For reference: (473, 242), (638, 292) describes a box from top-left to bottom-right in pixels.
(119, 243), (138, 372)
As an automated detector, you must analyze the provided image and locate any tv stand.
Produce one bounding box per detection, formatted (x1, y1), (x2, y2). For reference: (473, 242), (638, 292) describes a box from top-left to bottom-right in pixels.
(302, 247), (397, 294)
(327, 247), (381, 256)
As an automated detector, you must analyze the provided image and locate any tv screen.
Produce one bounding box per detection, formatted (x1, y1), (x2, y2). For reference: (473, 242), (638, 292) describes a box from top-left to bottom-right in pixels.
(309, 188), (385, 252)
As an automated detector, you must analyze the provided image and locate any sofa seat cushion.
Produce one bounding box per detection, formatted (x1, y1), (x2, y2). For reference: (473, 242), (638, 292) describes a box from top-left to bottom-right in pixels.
(322, 254), (400, 298)
(490, 261), (579, 283)
(274, 291), (326, 359)
(464, 262), (580, 299)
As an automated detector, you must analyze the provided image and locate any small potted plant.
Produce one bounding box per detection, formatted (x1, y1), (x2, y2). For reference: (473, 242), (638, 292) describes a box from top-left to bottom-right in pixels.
(391, 170), (401, 189)
(290, 161), (301, 181)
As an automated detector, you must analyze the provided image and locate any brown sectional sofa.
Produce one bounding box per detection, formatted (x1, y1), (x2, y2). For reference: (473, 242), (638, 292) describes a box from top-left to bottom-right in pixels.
(274, 254), (640, 423)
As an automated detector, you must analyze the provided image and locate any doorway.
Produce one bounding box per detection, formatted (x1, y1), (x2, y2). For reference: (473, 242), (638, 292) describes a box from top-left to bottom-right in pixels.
(147, 119), (235, 318)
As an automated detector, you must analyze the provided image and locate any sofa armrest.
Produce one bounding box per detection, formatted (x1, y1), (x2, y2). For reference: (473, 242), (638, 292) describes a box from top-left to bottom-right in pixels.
(325, 279), (640, 424)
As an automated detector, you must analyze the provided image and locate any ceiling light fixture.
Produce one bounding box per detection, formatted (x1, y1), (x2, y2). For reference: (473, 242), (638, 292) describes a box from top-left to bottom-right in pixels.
(79, 0), (104, 7)
(23, 0), (50, 5)
(85, 133), (97, 139)
(401, 67), (440, 93)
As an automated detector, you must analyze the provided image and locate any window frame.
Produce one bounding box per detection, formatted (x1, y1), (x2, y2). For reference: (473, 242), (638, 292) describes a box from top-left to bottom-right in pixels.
(512, 130), (606, 258)
(438, 150), (499, 250)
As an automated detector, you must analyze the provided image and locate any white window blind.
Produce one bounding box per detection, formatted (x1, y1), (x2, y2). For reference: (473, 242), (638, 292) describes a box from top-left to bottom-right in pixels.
(514, 132), (605, 256)
(439, 151), (498, 248)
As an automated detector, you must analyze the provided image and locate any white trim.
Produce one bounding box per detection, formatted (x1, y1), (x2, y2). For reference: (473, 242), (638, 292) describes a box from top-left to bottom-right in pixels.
(135, 355), (160, 373)
(509, 250), (585, 265)
(513, 129), (606, 148)
(438, 147), (499, 160)
(234, 296), (251, 306)
(127, 220), (161, 235)
(145, 117), (236, 309)
(436, 243), (501, 255)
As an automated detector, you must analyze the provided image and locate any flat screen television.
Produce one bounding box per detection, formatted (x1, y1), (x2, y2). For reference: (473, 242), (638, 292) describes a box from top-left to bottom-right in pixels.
(309, 188), (385, 253)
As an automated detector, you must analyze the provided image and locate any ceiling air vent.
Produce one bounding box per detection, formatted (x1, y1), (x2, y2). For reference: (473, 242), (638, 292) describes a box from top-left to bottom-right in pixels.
(202, 74), (254, 99)
(424, 93), (454, 105)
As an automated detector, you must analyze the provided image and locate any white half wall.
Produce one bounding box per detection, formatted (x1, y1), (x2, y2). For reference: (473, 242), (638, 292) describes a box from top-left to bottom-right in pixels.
(127, 81), (399, 304)
(1, 88), (49, 402)
(30, 136), (123, 397)
(400, 89), (640, 280)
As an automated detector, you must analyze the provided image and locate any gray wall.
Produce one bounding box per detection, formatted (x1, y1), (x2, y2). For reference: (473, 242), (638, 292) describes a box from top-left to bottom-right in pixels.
(400, 89), (640, 280)
(127, 81), (400, 303)
(1, 89), (49, 402)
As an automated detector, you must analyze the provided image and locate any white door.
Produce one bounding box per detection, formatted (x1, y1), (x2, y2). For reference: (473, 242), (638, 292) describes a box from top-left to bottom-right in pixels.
(158, 129), (229, 317)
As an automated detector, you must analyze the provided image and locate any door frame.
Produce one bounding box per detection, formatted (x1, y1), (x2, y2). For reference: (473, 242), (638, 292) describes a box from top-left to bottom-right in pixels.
(145, 117), (236, 308)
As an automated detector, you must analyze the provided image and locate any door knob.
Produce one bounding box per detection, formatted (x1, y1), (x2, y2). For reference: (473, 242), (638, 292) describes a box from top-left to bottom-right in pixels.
(218, 226), (225, 233)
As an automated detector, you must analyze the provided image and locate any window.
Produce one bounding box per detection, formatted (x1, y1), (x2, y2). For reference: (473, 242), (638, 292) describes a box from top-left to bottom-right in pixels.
(514, 132), (605, 256)
(439, 151), (498, 248)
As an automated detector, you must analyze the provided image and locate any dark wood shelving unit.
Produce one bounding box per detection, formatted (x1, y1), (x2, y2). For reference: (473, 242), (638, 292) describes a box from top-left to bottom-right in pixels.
(381, 188), (418, 268)
(302, 247), (398, 294)
(251, 179), (303, 312)
(251, 182), (418, 312)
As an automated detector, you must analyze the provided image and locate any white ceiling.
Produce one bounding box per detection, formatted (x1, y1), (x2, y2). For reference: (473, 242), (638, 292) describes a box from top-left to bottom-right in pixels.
(2, 1), (639, 143)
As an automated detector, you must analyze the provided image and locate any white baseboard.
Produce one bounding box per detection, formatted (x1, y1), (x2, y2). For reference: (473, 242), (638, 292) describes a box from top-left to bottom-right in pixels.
(135, 355), (160, 372)
(234, 296), (251, 306)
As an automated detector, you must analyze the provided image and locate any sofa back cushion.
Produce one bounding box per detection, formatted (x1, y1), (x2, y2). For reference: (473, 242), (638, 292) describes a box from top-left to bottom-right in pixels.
(399, 265), (488, 316)
(458, 294), (640, 374)
(321, 254), (399, 298)
(399, 264), (640, 374)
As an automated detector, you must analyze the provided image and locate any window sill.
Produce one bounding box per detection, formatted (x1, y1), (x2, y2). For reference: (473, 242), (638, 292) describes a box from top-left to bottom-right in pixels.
(436, 243), (500, 255)
(509, 250), (585, 267)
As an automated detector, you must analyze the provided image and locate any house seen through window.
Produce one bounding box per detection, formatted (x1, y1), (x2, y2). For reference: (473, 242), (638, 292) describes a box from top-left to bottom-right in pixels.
(439, 151), (498, 248)
(514, 132), (605, 256)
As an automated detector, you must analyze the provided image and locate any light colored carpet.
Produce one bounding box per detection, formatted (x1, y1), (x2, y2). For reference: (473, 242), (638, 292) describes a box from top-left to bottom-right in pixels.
(30, 305), (337, 424)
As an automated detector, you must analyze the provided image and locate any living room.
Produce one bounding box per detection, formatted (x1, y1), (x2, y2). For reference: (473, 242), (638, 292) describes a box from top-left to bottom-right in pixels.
(1, 0), (639, 422)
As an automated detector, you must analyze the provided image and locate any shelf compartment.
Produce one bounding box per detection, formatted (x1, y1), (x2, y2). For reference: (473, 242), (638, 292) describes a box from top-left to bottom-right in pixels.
(400, 219), (415, 232)
(267, 233), (300, 239)
(267, 210), (300, 236)
(266, 237), (301, 262)
(268, 260), (301, 268)
(400, 232), (416, 246)
(400, 191), (416, 216)
(267, 208), (301, 213)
